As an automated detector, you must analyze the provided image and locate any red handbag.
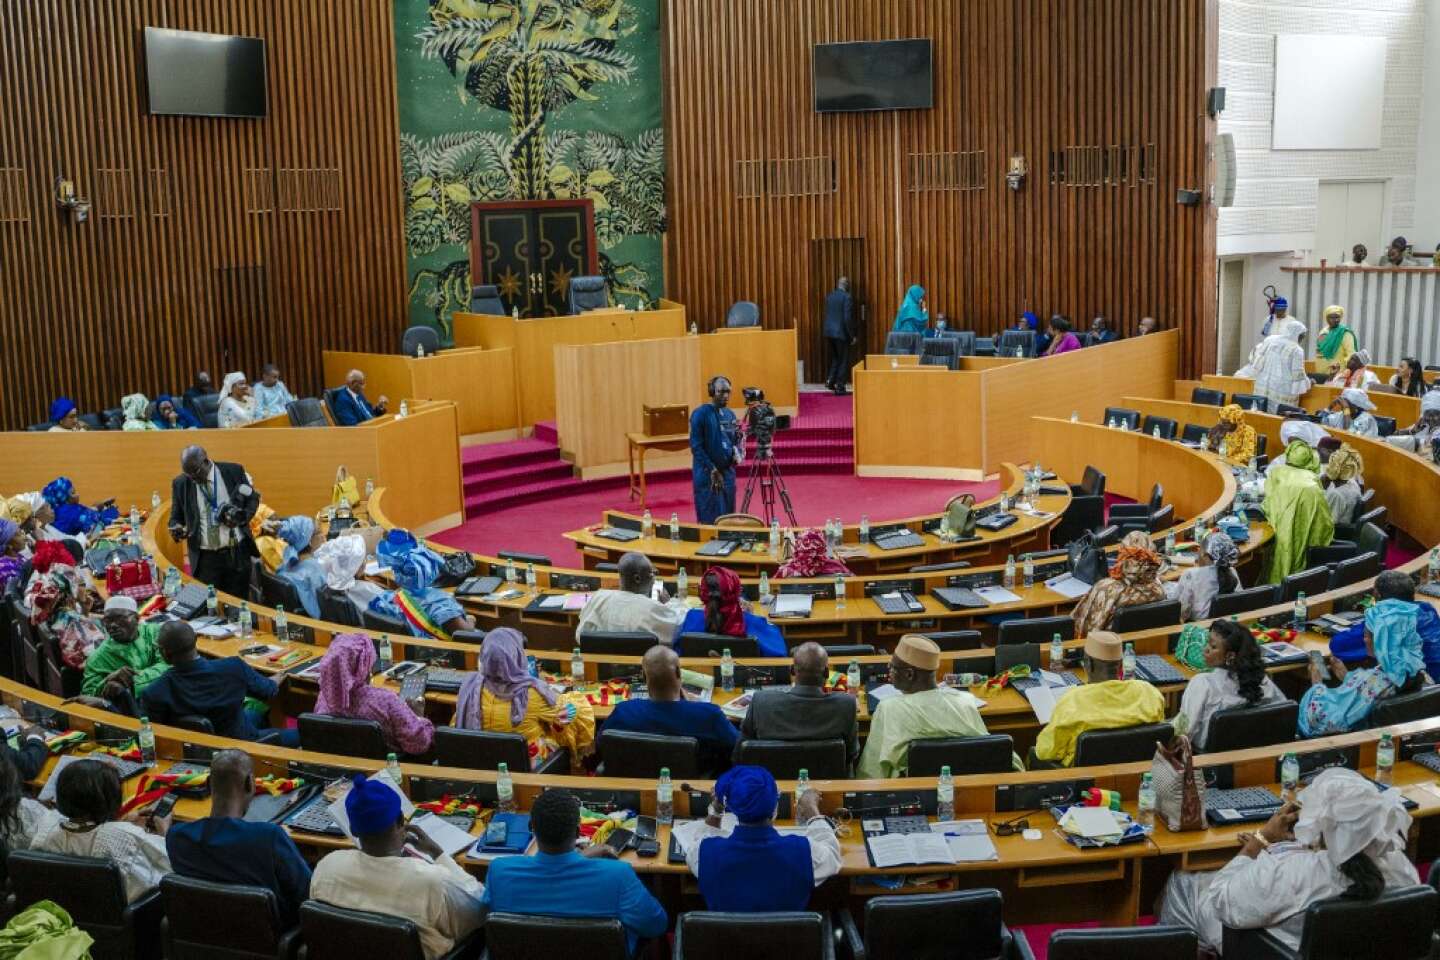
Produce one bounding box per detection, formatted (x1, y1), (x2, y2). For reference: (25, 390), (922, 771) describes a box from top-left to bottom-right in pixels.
(106, 558), (160, 600)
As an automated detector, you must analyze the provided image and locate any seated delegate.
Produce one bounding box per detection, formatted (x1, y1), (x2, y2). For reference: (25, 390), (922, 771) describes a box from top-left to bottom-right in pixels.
(575, 551), (687, 644)
(314, 532), (387, 610)
(369, 529), (475, 639)
(1043, 314), (1081, 355)
(251, 363), (296, 420)
(677, 565), (786, 656)
(315, 632), (435, 757)
(1207, 404), (1257, 465)
(1300, 598), (1426, 736)
(331, 369), (389, 425)
(1166, 532), (1241, 622)
(1072, 532), (1166, 635)
(217, 371), (259, 429)
(1176, 619), (1286, 751)
(1032, 631), (1165, 767)
(47, 397), (86, 432)
(1319, 388), (1378, 437)
(1387, 391), (1440, 454)
(602, 645), (738, 776)
(1330, 571), (1440, 681)
(1320, 443), (1364, 525)
(1263, 440), (1334, 583)
(81, 595), (168, 702)
(273, 515), (325, 619)
(890, 283), (928, 335)
(737, 642), (858, 768)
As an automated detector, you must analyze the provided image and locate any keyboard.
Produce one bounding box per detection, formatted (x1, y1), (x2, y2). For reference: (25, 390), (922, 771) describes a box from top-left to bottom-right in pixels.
(696, 538), (739, 556)
(882, 815), (932, 835)
(425, 667), (471, 693)
(874, 591), (924, 615)
(284, 794), (345, 836)
(596, 527), (640, 543)
(1012, 672), (1081, 693)
(456, 576), (503, 597)
(931, 587), (989, 610)
(1205, 786), (1282, 825)
(874, 531), (926, 551)
(1133, 655), (1187, 685)
(1412, 751), (1440, 775)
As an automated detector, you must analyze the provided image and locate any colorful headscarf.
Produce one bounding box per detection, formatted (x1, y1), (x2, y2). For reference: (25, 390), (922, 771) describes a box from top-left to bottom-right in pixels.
(31, 541), (74, 574)
(1111, 530), (1163, 586)
(1365, 598), (1424, 685)
(220, 372), (248, 400)
(776, 529), (852, 579)
(714, 765), (780, 823)
(48, 398), (76, 424)
(700, 565), (746, 637)
(315, 534), (367, 591)
(3, 496), (33, 526)
(1210, 404), (1257, 464)
(1325, 444), (1363, 484)
(1272, 296), (1288, 310)
(1204, 531), (1238, 567)
(1316, 306), (1353, 361)
(460, 627), (553, 727)
(41, 478), (75, 511)
(0, 519), (18, 551)
(316, 632), (376, 716)
(120, 394), (153, 427)
(278, 515), (315, 566)
(1279, 319), (1307, 344)
(1294, 768), (1411, 870)
(1283, 438), (1320, 474)
(1020, 310), (1040, 331)
(25, 564), (81, 625)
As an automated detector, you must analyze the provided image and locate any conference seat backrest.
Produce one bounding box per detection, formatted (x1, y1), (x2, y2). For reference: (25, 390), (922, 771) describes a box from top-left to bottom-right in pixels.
(1181, 423), (1209, 444)
(1190, 387), (1225, 407)
(1208, 583), (1280, 618)
(317, 587), (364, 628)
(1370, 686), (1440, 727)
(322, 387), (347, 426)
(484, 913), (628, 960)
(160, 874), (293, 960)
(920, 337), (959, 369)
(361, 605), (409, 634)
(1329, 551), (1381, 589)
(726, 301), (760, 328)
(940, 330), (976, 356)
(996, 329), (1035, 358)
(1281, 566), (1330, 601)
(469, 284), (505, 316)
(994, 643), (1040, 673)
(675, 632), (759, 657)
(1204, 701), (1298, 753)
(1074, 465), (1106, 497)
(1109, 598), (1181, 633)
(297, 712), (389, 760)
(7, 849), (163, 959)
(190, 393), (221, 429)
(598, 729), (700, 779)
(1050, 925), (1198, 960)
(863, 890), (1007, 960)
(675, 911), (831, 960)
(907, 734), (1015, 776)
(578, 630), (657, 655)
(997, 616), (1073, 647)
(568, 276), (609, 314)
(822, 644), (875, 657)
(734, 738), (847, 779)
(257, 567), (304, 613)
(286, 398), (330, 428)
(432, 726), (531, 772)
(400, 325), (441, 358)
(1141, 415), (1177, 440)
(1073, 723), (1174, 766)
(298, 901), (432, 960)
(1375, 415), (1397, 437)
(919, 629), (983, 651)
(1230, 392), (1268, 413)
(1052, 495), (1105, 547)
(884, 331), (921, 355)
(1236, 886), (1440, 960)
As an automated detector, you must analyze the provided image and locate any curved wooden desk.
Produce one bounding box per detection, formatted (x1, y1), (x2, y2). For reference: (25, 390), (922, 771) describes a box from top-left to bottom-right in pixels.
(1200, 373), (1421, 426)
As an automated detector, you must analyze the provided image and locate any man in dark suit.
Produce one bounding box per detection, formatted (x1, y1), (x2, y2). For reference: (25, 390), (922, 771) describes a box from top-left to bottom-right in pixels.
(1090, 315), (1119, 345)
(331, 369), (389, 426)
(168, 445), (260, 599)
(736, 642), (859, 769)
(822, 277), (855, 395)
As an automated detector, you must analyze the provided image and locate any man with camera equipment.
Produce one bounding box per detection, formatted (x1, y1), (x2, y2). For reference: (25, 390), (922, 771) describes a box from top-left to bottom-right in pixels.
(168, 445), (260, 599)
(690, 376), (743, 524)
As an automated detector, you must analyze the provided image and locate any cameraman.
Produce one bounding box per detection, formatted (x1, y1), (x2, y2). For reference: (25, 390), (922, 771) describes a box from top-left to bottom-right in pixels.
(168, 445), (260, 599)
(690, 376), (743, 524)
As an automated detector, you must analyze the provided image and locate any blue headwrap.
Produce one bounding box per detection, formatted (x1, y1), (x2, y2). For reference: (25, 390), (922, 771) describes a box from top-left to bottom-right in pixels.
(714, 765), (780, 824)
(344, 774), (401, 836)
(1366, 599), (1424, 684)
(48, 398), (76, 424)
(1273, 296), (1288, 310)
(376, 528), (444, 593)
(891, 284), (928, 334)
(1021, 311), (1039, 331)
(41, 478), (74, 511)
(278, 515), (315, 566)
(0, 519), (17, 548)
(377, 529), (418, 566)
(151, 394), (201, 430)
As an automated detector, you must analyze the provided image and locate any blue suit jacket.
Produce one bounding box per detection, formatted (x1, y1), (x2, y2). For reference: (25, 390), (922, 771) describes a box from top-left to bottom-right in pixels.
(331, 388), (379, 426)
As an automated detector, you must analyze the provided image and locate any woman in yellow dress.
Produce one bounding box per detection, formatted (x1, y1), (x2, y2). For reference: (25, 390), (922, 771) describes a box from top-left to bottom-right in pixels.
(451, 627), (594, 771)
(1207, 403), (1257, 466)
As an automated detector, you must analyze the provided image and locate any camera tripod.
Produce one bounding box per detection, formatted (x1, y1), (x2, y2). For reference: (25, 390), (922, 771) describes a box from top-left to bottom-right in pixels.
(739, 443), (798, 527)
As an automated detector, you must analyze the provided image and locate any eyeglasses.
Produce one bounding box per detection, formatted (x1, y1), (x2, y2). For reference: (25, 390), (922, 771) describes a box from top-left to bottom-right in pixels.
(990, 811), (1033, 836)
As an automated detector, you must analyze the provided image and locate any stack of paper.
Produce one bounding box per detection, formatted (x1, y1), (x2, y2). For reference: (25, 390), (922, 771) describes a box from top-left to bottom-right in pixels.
(772, 594), (813, 617)
(1044, 574), (1092, 599)
(1058, 807), (1126, 842)
(974, 586), (1022, 604)
(931, 820), (999, 862)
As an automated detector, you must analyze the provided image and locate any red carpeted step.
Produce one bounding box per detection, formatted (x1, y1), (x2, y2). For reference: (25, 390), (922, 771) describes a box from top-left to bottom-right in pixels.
(466, 475), (591, 514)
(462, 435), (560, 469)
(533, 421), (560, 445)
(464, 459), (575, 496)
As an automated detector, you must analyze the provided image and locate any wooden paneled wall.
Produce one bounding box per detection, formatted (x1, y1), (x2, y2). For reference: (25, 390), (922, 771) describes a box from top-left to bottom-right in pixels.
(0, 1), (405, 429)
(664, 0), (1218, 378)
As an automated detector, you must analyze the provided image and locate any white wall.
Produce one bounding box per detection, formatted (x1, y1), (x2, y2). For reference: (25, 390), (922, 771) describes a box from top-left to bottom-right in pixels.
(1415, 0), (1440, 236)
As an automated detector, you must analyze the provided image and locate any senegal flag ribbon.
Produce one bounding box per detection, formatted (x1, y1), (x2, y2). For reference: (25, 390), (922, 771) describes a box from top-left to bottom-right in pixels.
(394, 589), (451, 640)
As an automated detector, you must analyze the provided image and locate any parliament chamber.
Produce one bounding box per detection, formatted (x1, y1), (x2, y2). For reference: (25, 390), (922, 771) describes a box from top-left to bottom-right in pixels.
(5, 0), (1440, 958)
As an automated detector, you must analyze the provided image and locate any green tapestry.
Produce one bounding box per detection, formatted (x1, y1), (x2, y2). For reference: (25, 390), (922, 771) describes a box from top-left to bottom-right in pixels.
(395, 0), (665, 336)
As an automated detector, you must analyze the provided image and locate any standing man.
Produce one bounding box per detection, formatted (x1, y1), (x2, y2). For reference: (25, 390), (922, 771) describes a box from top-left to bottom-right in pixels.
(1262, 295), (1289, 338)
(168, 445), (259, 599)
(822, 277), (854, 395)
(690, 376), (741, 524)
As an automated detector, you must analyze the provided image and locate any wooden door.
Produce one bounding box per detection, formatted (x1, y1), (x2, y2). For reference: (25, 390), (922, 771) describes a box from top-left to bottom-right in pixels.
(470, 199), (598, 317)
(807, 239), (866, 383)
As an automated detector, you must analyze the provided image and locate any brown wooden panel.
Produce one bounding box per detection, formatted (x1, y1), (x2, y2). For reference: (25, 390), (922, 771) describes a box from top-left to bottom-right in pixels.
(664, 0), (1216, 377)
(0, 0), (405, 429)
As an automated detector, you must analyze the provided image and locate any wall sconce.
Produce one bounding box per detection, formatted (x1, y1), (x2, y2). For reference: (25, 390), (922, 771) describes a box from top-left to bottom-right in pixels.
(54, 175), (91, 223)
(1006, 155), (1027, 192)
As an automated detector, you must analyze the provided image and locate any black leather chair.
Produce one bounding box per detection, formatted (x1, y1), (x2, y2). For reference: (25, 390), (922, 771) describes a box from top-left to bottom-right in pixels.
(675, 632), (759, 657)
(1308, 522), (1388, 567)
(1141, 415), (1177, 440)
(1375, 415), (1397, 437)
(823, 644), (875, 657)
(996, 329), (1035, 358)
(400, 325), (440, 357)
(1336, 504), (1386, 542)
(361, 605), (409, 634)
(1109, 598), (1182, 633)
(919, 630), (984, 651)
(1072, 723), (1174, 766)
(100, 407), (125, 430)
(734, 738), (847, 779)
(920, 337), (959, 369)
(286, 398), (329, 427)
(77, 412), (105, 430)
(298, 900), (482, 960)
(170, 714), (216, 736)
(884, 331), (922, 355)
(1191, 386), (1225, 406)
(578, 630), (658, 655)
(995, 643), (1040, 673)
(1051, 495), (1105, 547)
(726, 301), (760, 328)
(973, 336), (996, 357)
(160, 874), (300, 960)
(1281, 566), (1331, 601)
(1231, 392), (1268, 412)
(938, 329), (976, 356)
(1069, 466), (1106, 498)
(1102, 407), (1140, 430)
(482, 913), (628, 960)
(1275, 403), (1308, 418)
(469, 283), (505, 316)
(432, 726), (569, 774)
(190, 392), (221, 429)
(39, 626), (82, 698)
(907, 735), (1015, 776)
(1203, 701), (1298, 752)
(597, 729), (700, 778)
(1370, 685), (1440, 727)
(297, 712), (390, 760)
(1328, 552), (1381, 589)
(1209, 584), (1281, 618)
(258, 567), (304, 614)
(1050, 925), (1196, 959)
(7, 849), (164, 960)
(835, 889), (1030, 960)
(568, 276), (609, 313)
(998, 616), (1073, 647)
(675, 911), (833, 960)
(317, 587), (364, 628)
(1181, 423), (1209, 444)
(1220, 885), (1437, 959)
(322, 387), (348, 426)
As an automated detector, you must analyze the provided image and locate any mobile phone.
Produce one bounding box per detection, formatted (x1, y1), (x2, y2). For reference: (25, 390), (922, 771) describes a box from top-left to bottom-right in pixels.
(605, 828), (635, 852)
(483, 820), (508, 845)
(239, 645), (271, 657)
(635, 815), (657, 841)
(635, 838), (660, 858)
(150, 794), (179, 820)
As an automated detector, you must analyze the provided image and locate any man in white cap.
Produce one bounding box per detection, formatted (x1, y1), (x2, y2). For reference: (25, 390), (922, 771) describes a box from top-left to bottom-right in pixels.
(1320, 388), (1378, 437)
(1032, 631), (1165, 767)
(80, 595), (169, 701)
(1388, 391), (1440, 454)
(856, 635), (1018, 778)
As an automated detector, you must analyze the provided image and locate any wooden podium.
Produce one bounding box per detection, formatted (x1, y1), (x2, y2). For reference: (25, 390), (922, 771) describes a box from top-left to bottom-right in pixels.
(322, 348), (517, 439)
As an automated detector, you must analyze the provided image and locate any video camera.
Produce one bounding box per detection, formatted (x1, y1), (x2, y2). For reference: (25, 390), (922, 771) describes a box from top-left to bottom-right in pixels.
(742, 387), (777, 456)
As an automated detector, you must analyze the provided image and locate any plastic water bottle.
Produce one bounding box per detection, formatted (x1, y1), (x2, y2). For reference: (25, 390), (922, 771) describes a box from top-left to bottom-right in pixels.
(398, 399), (409, 419)
(504, 557), (517, 582)
(1014, 345), (1024, 358)
(1122, 642), (1136, 680)
(796, 768), (810, 810)
(206, 585), (218, 616)
(1107, 417), (1117, 429)
(511, 305), (520, 320)
(1292, 592), (1308, 630)
(834, 574), (846, 610)
(759, 571), (771, 601)
(642, 509), (653, 538)
(364, 477), (375, 500)
(1164, 531), (1176, 557)
(689, 322), (698, 336)
(1429, 548), (1440, 584)
(1152, 424), (1162, 439)
(571, 646), (585, 685)
(1003, 554), (1016, 589)
(937, 765), (955, 821)
(1281, 752), (1300, 802)
(273, 604), (288, 643)
(677, 567), (689, 598)
(137, 717), (156, 766)
(670, 512), (680, 543)
(1376, 733), (1395, 786)
(1070, 410), (1079, 422)
(416, 342), (426, 358)
(1218, 437), (1229, 459)
(858, 515), (870, 544)
(129, 504), (141, 533)
(1136, 772), (1156, 829)
(656, 768), (674, 825)
(1199, 433), (1210, 452)
(163, 566), (182, 599)
(1023, 555), (1035, 588)
(1193, 519), (1205, 545)
(1050, 633), (1065, 668)
(847, 659), (861, 694)
(769, 519), (781, 555)
(386, 752), (402, 786)
(239, 601), (253, 639)
(524, 563), (537, 588)
(720, 649), (735, 692)
(378, 634), (393, 669)
(496, 762), (515, 812)
(151, 490), (162, 512)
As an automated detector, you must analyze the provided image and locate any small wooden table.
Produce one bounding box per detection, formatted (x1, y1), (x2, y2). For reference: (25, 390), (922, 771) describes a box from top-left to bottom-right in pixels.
(626, 431), (690, 505)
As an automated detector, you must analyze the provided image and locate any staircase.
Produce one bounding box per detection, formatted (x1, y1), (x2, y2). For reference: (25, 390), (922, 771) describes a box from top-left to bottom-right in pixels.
(462, 392), (854, 516)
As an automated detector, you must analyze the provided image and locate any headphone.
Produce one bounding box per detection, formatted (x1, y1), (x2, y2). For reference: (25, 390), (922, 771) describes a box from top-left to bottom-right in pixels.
(707, 376), (730, 398)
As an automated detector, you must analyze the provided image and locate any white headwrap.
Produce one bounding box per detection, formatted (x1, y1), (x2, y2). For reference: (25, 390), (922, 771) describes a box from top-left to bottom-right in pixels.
(1340, 387), (1376, 412)
(1421, 391), (1440, 415)
(1352, 349), (1373, 366)
(1280, 420), (1330, 448)
(1280, 319), (1308, 343)
(1293, 768), (1411, 869)
(15, 492), (46, 514)
(314, 534), (366, 591)
(220, 371), (248, 400)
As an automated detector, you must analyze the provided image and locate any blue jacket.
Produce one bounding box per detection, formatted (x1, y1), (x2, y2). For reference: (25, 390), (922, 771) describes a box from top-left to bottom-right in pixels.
(1330, 602), (1440, 679)
(167, 817), (312, 928)
(482, 851), (667, 954)
(822, 289), (853, 340)
(698, 823), (814, 912)
(690, 404), (738, 477)
(331, 388), (380, 426)
(678, 608), (787, 658)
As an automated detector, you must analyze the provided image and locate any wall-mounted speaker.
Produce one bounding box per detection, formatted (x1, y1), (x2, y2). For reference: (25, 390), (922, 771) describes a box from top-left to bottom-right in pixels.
(1207, 86), (1226, 117)
(1213, 132), (1236, 207)
(1176, 189), (1203, 206)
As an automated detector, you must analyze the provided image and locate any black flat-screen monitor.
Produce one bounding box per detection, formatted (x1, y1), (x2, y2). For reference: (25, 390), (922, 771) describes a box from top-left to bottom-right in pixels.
(144, 26), (267, 118)
(813, 38), (932, 113)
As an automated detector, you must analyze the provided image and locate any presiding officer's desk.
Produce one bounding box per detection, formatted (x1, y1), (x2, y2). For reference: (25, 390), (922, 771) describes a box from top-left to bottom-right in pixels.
(12, 677), (1440, 928)
(321, 348), (519, 440)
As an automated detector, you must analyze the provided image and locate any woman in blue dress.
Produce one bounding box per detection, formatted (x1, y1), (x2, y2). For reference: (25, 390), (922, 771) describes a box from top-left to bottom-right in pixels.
(1300, 598), (1426, 736)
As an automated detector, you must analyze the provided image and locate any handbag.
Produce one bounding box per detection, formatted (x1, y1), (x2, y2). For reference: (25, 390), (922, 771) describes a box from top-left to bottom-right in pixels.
(432, 550), (478, 588)
(106, 557), (161, 600)
(1173, 623), (1210, 672)
(944, 494), (977, 538)
(332, 466), (360, 507)
(1151, 734), (1207, 832)
(1067, 531), (1107, 585)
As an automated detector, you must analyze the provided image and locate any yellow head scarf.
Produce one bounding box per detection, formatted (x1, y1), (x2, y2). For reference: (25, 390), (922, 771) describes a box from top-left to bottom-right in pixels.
(1325, 444), (1363, 484)
(1213, 405), (1257, 465)
(2, 497), (33, 525)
